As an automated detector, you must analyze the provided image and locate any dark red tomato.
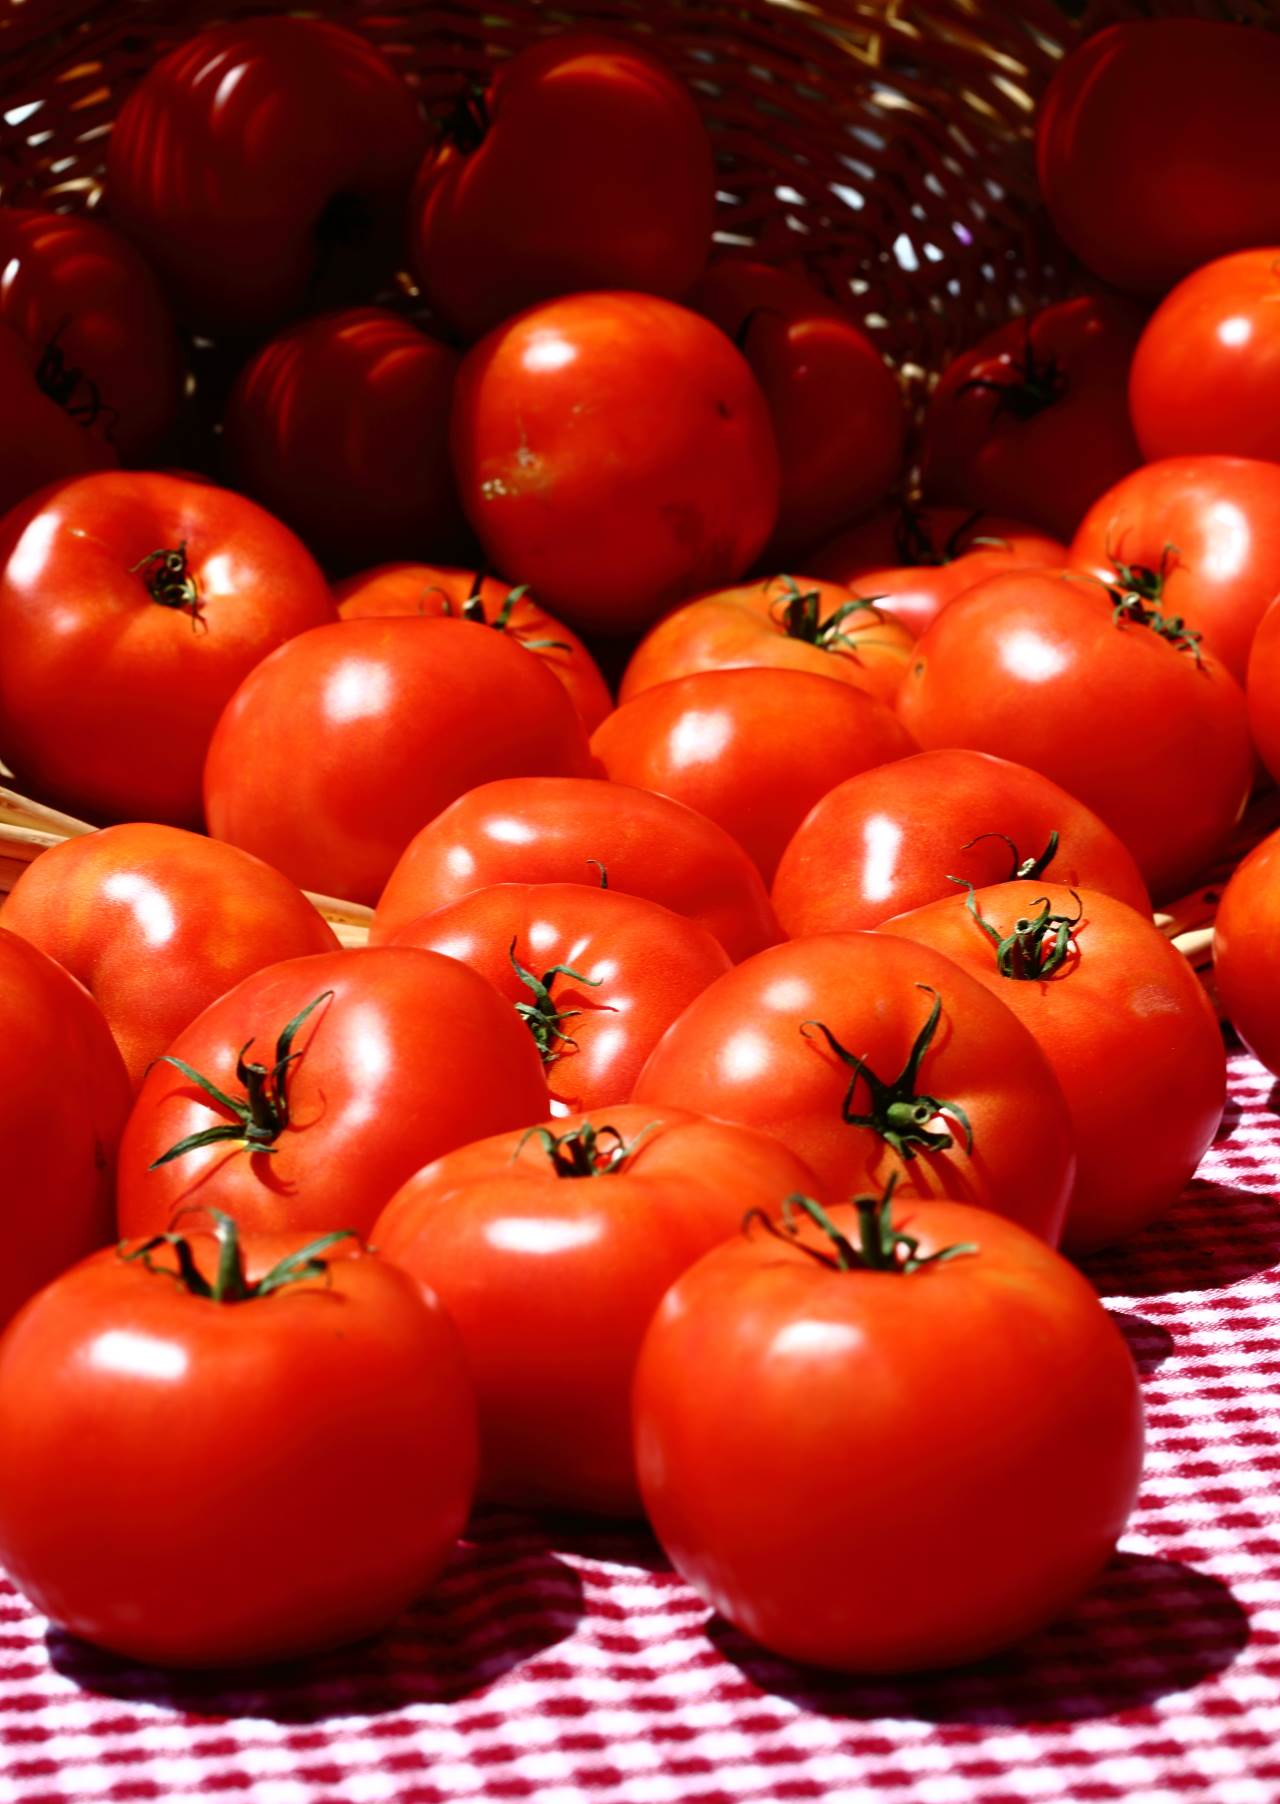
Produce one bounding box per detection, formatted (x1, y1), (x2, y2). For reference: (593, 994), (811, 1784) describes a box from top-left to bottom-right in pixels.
(372, 776), (779, 962)
(390, 881), (730, 1114)
(1071, 457), (1280, 685)
(373, 1105), (816, 1516)
(1, 825), (337, 1091)
(222, 308), (470, 575)
(882, 882), (1225, 1255)
(0, 472), (334, 828)
(1214, 825), (1280, 1075)
(1036, 20), (1280, 295)
(897, 568), (1253, 902)
(203, 617), (593, 906)
(106, 17), (425, 337)
(0, 928), (131, 1329)
(921, 295), (1143, 542)
(451, 292), (779, 634)
(0, 1215), (476, 1666)
(411, 35), (713, 341)
(771, 748), (1150, 938)
(633, 931), (1075, 1240)
(689, 260), (906, 563)
(116, 947), (549, 1241)
(633, 1196), (1144, 1672)
(592, 667), (916, 884)
(1249, 599), (1280, 785)
(334, 563), (612, 732)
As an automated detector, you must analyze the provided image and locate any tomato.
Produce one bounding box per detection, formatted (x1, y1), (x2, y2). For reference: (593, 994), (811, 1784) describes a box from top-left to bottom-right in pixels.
(896, 568), (1253, 902)
(0, 472), (334, 828)
(689, 260), (906, 563)
(372, 776), (779, 963)
(921, 295), (1142, 542)
(0, 1212), (476, 1666)
(633, 931), (1075, 1240)
(1, 825), (337, 1091)
(1070, 457), (1280, 685)
(204, 616), (592, 906)
(411, 35), (713, 342)
(633, 1195), (1144, 1672)
(1036, 20), (1280, 295)
(222, 308), (470, 575)
(373, 1105), (816, 1516)
(881, 882), (1225, 1255)
(592, 667), (916, 884)
(619, 575), (913, 710)
(106, 18), (425, 337)
(450, 292), (779, 634)
(1213, 826), (1280, 1075)
(334, 563), (612, 732)
(1248, 598), (1280, 784)
(0, 928), (130, 1329)
(116, 947), (549, 1240)
(771, 748), (1150, 938)
(389, 880), (730, 1114)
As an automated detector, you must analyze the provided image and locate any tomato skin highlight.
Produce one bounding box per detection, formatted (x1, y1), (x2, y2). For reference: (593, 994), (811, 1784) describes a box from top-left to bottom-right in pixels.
(1214, 826), (1280, 1078)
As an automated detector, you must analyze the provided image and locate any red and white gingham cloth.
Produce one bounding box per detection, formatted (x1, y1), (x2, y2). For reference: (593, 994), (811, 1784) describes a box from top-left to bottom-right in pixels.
(0, 1050), (1276, 1804)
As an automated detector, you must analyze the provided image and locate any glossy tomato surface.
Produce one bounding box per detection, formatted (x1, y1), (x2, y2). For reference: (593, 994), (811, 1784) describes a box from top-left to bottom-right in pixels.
(1214, 826), (1280, 1076)
(1248, 596), (1280, 784)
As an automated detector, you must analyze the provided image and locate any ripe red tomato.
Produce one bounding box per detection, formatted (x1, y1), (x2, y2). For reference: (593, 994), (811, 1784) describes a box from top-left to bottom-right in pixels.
(372, 776), (779, 962)
(921, 295), (1142, 542)
(633, 1196), (1144, 1672)
(450, 292), (779, 633)
(896, 568), (1253, 902)
(633, 931), (1075, 1240)
(1213, 826), (1280, 1075)
(0, 928), (131, 1329)
(222, 308), (470, 575)
(334, 563), (612, 732)
(771, 748), (1150, 938)
(1070, 457), (1280, 685)
(106, 17), (426, 336)
(203, 617), (592, 905)
(619, 575), (913, 710)
(1, 825), (337, 1091)
(373, 1105), (816, 1516)
(882, 882), (1225, 1254)
(1249, 597), (1280, 782)
(0, 1214), (476, 1666)
(1036, 20), (1280, 295)
(689, 260), (906, 562)
(592, 667), (916, 883)
(411, 35), (713, 341)
(0, 472), (334, 828)
(116, 947), (549, 1240)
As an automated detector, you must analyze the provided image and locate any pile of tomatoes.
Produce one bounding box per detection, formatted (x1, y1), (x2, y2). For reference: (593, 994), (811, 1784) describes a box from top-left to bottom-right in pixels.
(0, 12), (1278, 1680)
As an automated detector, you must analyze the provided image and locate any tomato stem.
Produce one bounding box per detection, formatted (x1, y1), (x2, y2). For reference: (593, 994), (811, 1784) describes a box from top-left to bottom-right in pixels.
(960, 828), (1060, 883)
(801, 985), (972, 1160)
(1106, 543), (1203, 661)
(955, 317), (1067, 421)
(769, 574), (890, 657)
(951, 879), (1083, 981)
(437, 577), (569, 653)
(509, 939), (604, 1064)
(131, 543), (203, 623)
(35, 314), (119, 438)
(745, 1174), (977, 1274)
(516, 1117), (661, 1177)
(119, 1206), (357, 1303)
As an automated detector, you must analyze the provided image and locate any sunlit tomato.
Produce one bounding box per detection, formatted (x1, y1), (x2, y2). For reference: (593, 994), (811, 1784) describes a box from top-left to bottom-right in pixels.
(1214, 826), (1280, 1075)
(633, 1196), (1144, 1672)
(1036, 20), (1280, 295)
(921, 295), (1142, 542)
(689, 260), (906, 562)
(1248, 597), (1280, 784)
(0, 1215), (476, 1666)
(1, 825), (337, 1091)
(1070, 457), (1280, 685)
(771, 748), (1150, 937)
(334, 563), (612, 732)
(592, 667), (915, 884)
(106, 17), (425, 337)
(411, 35), (713, 341)
(619, 575), (913, 709)
(373, 1105), (816, 1516)
(372, 776), (779, 962)
(116, 947), (548, 1241)
(451, 292), (779, 633)
(204, 617), (592, 906)
(0, 472), (334, 829)
(222, 307), (470, 575)
(0, 928), (131, 1329)
(634, 931), (1075, 1239)
(882, 882), (1225, 1255)
(897, 569), (1253, 901)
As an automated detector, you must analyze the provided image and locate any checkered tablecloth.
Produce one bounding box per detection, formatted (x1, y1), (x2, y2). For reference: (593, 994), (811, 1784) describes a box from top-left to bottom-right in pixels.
(0, 1050), (1277, 1804)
